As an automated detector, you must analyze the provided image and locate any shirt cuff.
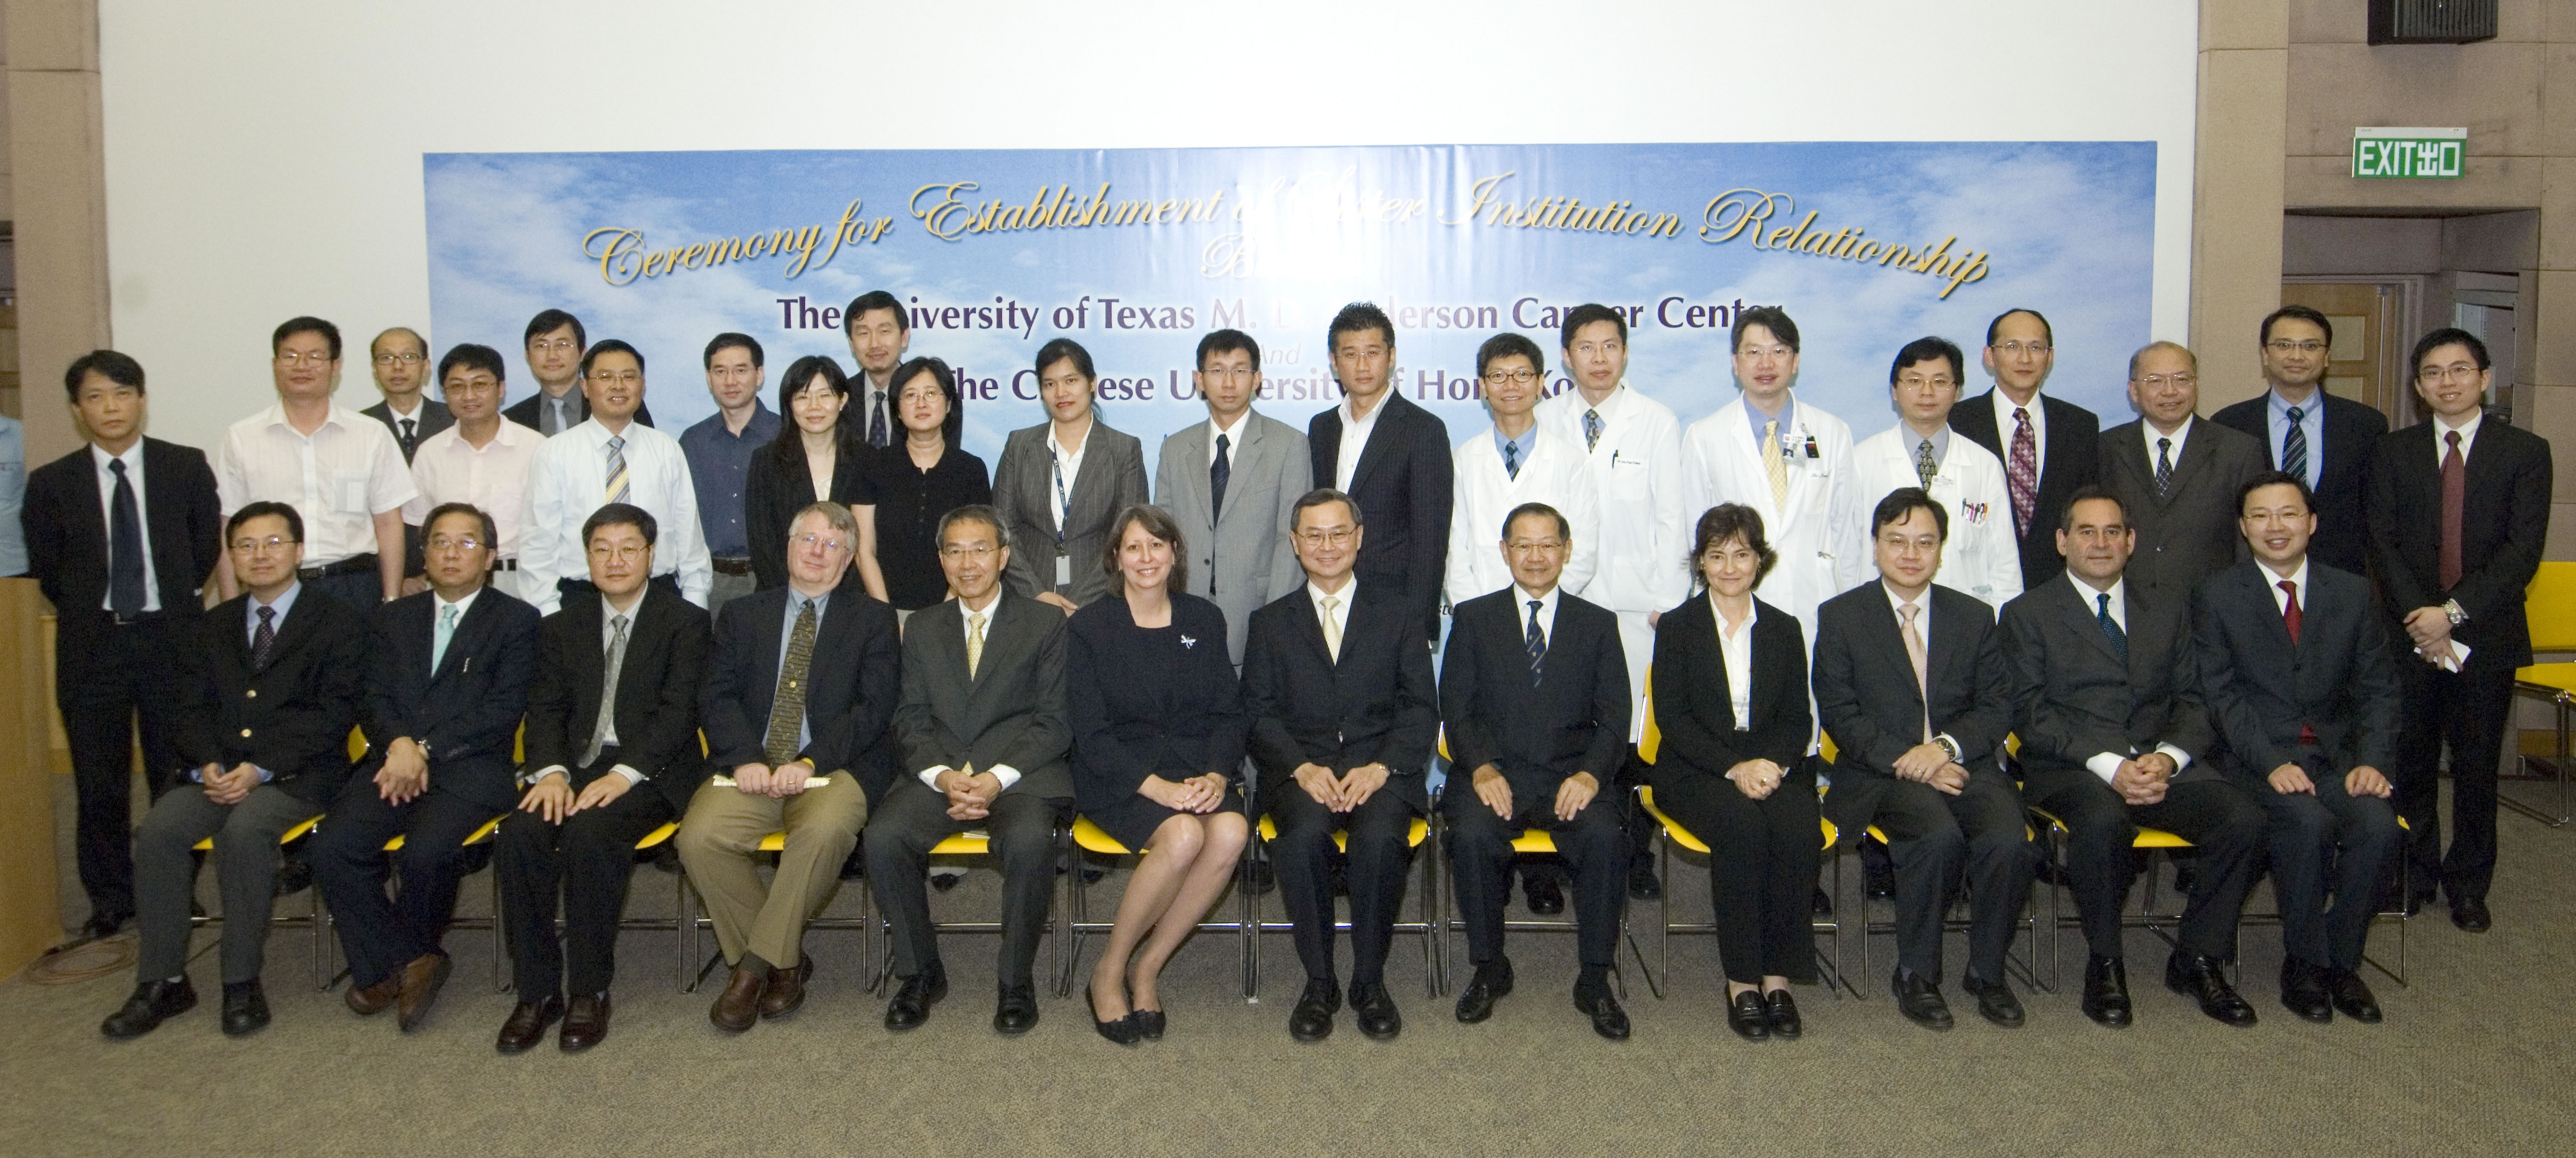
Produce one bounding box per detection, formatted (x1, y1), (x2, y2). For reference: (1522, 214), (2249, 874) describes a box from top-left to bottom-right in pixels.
(2085, 753), (2125, 783)
(254, 766), (274, 784)
(2153, 744), (2192, 775)
(986, 764), (1023, 790)
(526, 764), (569, 786)
(918, 765), (953, 789)
(612, 764), (646, 786)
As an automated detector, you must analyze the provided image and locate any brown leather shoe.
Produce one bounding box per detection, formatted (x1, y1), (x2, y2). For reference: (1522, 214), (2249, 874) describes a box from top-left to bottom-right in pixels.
(394, 953), (453, 1034)
(345, 976), (401, 1017)
(709, 965), (766, 1033)
(759, 956), (814, 1021)
(494, 995), (563, 1054)
(559, 993), (612, 1052)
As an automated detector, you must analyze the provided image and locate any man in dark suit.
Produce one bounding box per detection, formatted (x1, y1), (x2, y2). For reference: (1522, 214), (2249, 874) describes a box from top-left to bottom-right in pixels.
(2366, 327), (2553, 933)
(359, 327), (454, 464)
(2097, 341), (2266, 605)
(1441, 501), (1632, 1040)
(1243, 488), (1438, 1042)
(312, 502), (540, 1033)
(504, 309), (654, 433)
(678, 501), (897, 1032)
(869, 504), (1072, 1036)
(1814, 487), (2033, 1031)
(2197, 471), (2402, 1023)
(1998, 485), (2265, 1028)
(494, 503), (713, 1053)
(1955, 308), (2101, 592)
(2211, 306), (2387, 576)
(23, 350), (223, 939)
(1307, 302), (1452, 639)
(103, 502), (369, 1040)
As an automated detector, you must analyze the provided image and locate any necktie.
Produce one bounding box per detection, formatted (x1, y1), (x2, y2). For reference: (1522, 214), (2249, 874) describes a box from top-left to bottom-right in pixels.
(1524, 599), (1547, 686)
(765, 599), (818, 766)
(1762, 419), (1789, 510)
(1915, 438), (1939, 488)
(1583, 409), (1603, 452)
(2440, 430), (2466, 589)
(1503, 437), (1521, 481)
(604, 435), (630, 506)
(1318, 594), (1342, 662)
(869, 390), (890, 448)
(251, 605), (277, 671)
(580, 614), (629, 768)
(2282, 405), (2309, 484)
(2281, 579), (2317, 744)
(1210, 432), (1232, 520)
(2096, 592), (2128, 663)
(107, 459), (145, 617)
(966, 610), (987, 679)
(545, 395), (569, 436)
(2154, 437), (2175, 498)
(398, 418), (418, 459)
(2006, 407), (2038, 535)
(431, 603), (460, 673)
(1899, 601), (1930, 741)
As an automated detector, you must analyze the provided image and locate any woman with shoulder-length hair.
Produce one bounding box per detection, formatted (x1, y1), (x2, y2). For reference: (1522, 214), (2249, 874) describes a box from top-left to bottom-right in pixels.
(1648, 502), (1820, 1042)
(991, 338), (1148, 614)
(1065, 504), (1248, 1044)
(860, 356), (992, 621)
(745, 354), (887, 599)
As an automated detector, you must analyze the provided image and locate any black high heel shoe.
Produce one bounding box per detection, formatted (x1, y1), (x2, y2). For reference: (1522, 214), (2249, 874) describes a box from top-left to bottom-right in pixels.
(1133, 1006), (1165, 1041)
(1087, 984), (1141, 1046)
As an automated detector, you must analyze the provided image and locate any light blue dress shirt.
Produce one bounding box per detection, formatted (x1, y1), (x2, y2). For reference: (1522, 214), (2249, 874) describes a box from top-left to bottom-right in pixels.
(2265, 389), (2327, 489)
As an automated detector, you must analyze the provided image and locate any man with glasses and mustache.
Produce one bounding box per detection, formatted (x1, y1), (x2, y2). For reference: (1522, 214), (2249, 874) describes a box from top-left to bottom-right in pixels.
(2214, 306), (2387, 576)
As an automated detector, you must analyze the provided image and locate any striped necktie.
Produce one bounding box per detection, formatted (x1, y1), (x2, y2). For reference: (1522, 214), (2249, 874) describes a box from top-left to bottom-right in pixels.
(1524, 599), (1547, 686)
(2095, 592), (2127, 663)
(764, 599), (817, 766)
(579, 614), (629, 768)
(604, 435), (631, 506)
(2281, 405), (2309, 483)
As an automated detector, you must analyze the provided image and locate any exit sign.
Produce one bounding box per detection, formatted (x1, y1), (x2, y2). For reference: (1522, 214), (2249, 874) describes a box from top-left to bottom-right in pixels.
(2353, 127), (2467, 179)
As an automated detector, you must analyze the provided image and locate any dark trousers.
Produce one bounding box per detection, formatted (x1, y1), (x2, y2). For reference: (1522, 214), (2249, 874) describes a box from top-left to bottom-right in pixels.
(865, 782), (1064, 987)
(2038, 775), (2266, 962)
(2251, 760), (2399, 973)
(2392, 658), (2514, 902)
(1266, 784), (1418, 985)
(1521, 746), (1655, 887)
(1443, 780), (1627, 969)
(494, 764), (673, 1001)
(133, 784), (312, 983)
(302, 567), (384, 614)
(1656, 766), (1822, 985)
(54, 612), (189, 922)
(311, 780), (500, 988)
(1869, 772), (2034, 983)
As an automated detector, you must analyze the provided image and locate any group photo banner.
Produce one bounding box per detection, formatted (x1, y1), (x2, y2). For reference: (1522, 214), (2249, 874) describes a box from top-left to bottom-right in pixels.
(425, 141), (2157, 473)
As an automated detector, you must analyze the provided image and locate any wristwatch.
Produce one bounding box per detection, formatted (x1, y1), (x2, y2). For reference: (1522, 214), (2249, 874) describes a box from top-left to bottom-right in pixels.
(1933, 735), (1962, 763)
(2443, 599), (2468, 626)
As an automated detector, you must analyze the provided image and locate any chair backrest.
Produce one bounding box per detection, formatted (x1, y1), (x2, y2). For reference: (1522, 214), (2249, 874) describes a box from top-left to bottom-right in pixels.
(347, 727), (366, 762)
(1637, 670), (1662, 765)
(2528, 561), (2576, 654)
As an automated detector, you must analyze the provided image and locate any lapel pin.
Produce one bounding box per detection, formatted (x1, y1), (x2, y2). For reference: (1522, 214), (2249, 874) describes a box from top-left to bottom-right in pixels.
(1180, 635), (1198, 649)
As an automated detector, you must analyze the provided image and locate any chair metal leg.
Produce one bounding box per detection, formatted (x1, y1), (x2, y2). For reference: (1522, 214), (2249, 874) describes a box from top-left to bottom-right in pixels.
(490, 867), (508, 993)
(673, 862), (689, 992)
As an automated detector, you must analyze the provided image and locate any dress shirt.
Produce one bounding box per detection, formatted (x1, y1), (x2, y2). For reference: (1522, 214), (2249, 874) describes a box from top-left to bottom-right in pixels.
(194, 581), (304, 784)
(2004, 394), (2049, 478)
(0, 416), (23, 576)
(918, 591), (1024, 789)
(428, 586), (482, 676)
(2265, 389), (2328, 489)
(1899, 423), (1953, 472)
(678, 404), (782, 559)
(521, 417), (712, 615)
(92, 441), (161, 612)
(402, 421), (541, 559)
(533, 389), (581, 436)
(1048, 423), (1091, 536)
(2068, 574), (2193, 782)
(1745, 395), (1797, 448)
(525, 593), (650, 788)
(1490, 422), (1540, 476)
(1878, 581), (1958, 754)
(1515, 582), (1561, 647)
(2139, 413), (2194, 467)
(2262, 556), (2311, 616)
(1334, 392), (1389, 490)
(2432, 410), (2484, 466)
(859, 377), (896, 446)
(1709, 592), (1758, 728)
(773, 587), (831, 758)
(865, 443), (991, 610)
(1309, 578), (1357, 643)
(1207, 409), (1251, 468)
(214, 402), (417, 565)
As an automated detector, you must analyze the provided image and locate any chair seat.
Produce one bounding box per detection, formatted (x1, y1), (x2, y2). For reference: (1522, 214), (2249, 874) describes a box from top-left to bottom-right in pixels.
(1070, 816), (1131, 855)
(931, 831), (989, 855)
(2516, 662), (2576, 695)
(194, 815), (321, 854)
(1637, 786), (1834, 854)
(1510, 829), (1555, 854)
(1253, 813), (1429, 851)
(634, 821), (678, 850)
(382, 814), (504, 853)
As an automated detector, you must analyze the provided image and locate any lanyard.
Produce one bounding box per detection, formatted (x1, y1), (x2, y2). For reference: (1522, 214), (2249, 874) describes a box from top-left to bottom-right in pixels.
(1051, 445), (1070, 544)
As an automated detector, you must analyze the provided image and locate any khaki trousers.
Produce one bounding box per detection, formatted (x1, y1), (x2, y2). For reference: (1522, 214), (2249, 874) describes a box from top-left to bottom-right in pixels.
(675, 771), (868, 967)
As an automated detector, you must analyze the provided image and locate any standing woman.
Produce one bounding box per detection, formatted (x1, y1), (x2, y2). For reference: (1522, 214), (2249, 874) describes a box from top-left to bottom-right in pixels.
(746, 355), (887, 599)
(863, 356), (991, 622)
(1068, 505), (1248, 1044)
(994, 338), (1148, 613)
(1648, 503), (1819, 1042)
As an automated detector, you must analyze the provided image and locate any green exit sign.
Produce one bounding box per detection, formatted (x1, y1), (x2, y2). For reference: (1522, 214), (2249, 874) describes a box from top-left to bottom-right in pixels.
(2353, 127), (2467, 179)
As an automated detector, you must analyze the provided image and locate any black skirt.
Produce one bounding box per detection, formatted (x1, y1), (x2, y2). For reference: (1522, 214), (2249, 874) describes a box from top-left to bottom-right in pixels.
(1085, 786), (1247, 851)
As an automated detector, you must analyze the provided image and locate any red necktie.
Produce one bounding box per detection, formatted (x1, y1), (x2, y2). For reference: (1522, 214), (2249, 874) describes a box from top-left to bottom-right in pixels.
(2440, 430), (2466, 590)
(2281, 579), (2317, 745)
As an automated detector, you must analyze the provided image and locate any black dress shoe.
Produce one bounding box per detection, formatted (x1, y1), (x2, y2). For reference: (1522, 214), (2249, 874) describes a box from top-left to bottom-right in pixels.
(1961, 973), (2024, 1028)
(1724, 990), (1769, 1041)
(2326, 967), (2383, 1023)
(1891, 969), (1952, 1031)
(649, 844), (681, 873)
(1626, 861), (1663, 902)
(273, 856), (312, 897)
(1523, 874), (1565, 916)
(1086, 983), (1140, 1045)
(1351, 979), (1402, 1040)
(993, 982), (1040, 1036)
(929, 867), (964, 891)
(1763, 989), (1802, 1040)
(1288, 978), (1340, 1041)
(2276, 957), (2332, 1024)
(560, 993), (612, 1052)
(101, 978), (196, 1040)
(883, 965), (948, 1032)
(80, 912), (133, 941)
(2080, 955), (2132, 1028)
(1453, 957), (1514, 1024)
(1573, 982), (1630, 1041)
(2450, 896), (2491, 933)
(1811, 887), (1834, 916)
(494, 995), (564, 1054)
(220, 979), (270, 1037)
(2163, 951), (2257, 1027)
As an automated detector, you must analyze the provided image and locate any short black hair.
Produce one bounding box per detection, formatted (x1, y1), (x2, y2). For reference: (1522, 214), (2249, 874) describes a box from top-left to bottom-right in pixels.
(704, 332), (764, 369)
(1327, 302), (1396, 352)
(272, 316), (342, 361)
(1476, 332), (1546, 380)
(1871, 487), (1948, 542)
(843, 290), (908, 335)
(2411, 326), (2491, 372)
(1984, 308), (2054, 349)
(937, 504), (1005, 546)
(580, 340), (644, 378)
(1731, 305), (1798, 354)
(1291, 487), (1363, 528)
(436, 343), (506, 385)
(64, 349), (145, 400)
(422, 501), (497, 550)
(582, 501), (658, 548)
(2056, 484), (2130, 533)
(1559, 303), (1627, 349)
(1035, 337), (1096, 382)
(226, 500), (304, 544)
(2260, 304), (2333, 349)
(1502, 501), (1570, 542)
(1689, 503), (1778, 588)
(524, 309), (586, 350)
(1196, 328), (1261, 372)
(891, 356), (965, 448)
(1889, 336), (1966, 386)
(2237, 470), (2317, 516)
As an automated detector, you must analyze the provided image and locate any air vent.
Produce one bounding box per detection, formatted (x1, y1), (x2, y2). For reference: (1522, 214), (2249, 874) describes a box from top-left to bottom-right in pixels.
(2369, 0), (2497, 44)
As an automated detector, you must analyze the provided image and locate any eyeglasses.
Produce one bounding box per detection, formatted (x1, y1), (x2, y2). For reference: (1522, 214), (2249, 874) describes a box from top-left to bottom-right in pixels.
(229, 535), (299, 554)
(1569, 341), (1624, 357)
(586, 544), (649, 562)
(2266, 340), (2326, 355)
(1990, 341), (2052, 357)
(1895, 377), (1957, 392)
(273, 351), (334, 367)
(1200, 367), (1259, 381)
(530, 338), (579, 354)
(2133, 373), (2196, 389)
(938, 544), (999, 561)
(373, 351), (426, 366)
(1295, 528), (1355, 547)
(794, 533), (853, 555)
(1506, 538), (1564, 553)
(585, 370), (641, 386)
(426, 536), (486, 553)
(2418, 363), (2483, 383)
(899, 386), (946, 405)
(1484, 369), (1540, 386)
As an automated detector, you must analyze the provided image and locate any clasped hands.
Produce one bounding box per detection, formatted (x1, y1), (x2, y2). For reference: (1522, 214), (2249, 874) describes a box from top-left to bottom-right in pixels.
(1891, 741), (1969, 796)
(734, 759), (819, 800)
(1469, 763), (1598, 822)
(374, 737), (431, 805)
(1143, 771), (1228, 815)
(934, 766), (1005, 821)
(2268, 760), (2392, 799)
(2110, 752), (2178, 806)
(1293, 762), (1391, 812)
(198, 762), (260, 806)
(2404, 605), (2458, 665)
(516, 769), (632, 823)
(1725, 758), (1788, 801)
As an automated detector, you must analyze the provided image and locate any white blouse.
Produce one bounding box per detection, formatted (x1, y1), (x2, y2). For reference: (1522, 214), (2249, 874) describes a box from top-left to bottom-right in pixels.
(1710, 592), (1759, 730)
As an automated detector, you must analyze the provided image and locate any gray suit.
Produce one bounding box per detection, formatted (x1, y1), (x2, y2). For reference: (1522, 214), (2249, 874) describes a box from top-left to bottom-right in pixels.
(992, 420), (1150, 608)
(1154, 411), (1312, 664)
(2097, 417), (2264, 606)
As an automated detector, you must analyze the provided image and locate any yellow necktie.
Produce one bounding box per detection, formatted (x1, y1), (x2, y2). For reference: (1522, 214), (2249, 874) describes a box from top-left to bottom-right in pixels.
(1762, 420), (1790, 510)
(1319, 595), (1342, 662)
(966, 611), (987, 679)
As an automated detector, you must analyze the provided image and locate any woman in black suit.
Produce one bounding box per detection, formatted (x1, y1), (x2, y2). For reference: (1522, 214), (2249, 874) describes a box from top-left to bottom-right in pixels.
(1649, 503), (1818, 1041)
(861, 357), (990, 619)
(1067, 504), (1248, 1044)
(745, 355), (886, 599)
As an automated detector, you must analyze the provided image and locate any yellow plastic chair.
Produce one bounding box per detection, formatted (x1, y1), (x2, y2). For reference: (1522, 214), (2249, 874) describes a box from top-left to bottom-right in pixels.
(1433, 729), (1632, 998)
(677, 822), (885, 994)
(1832, 729), (2048, 993)
(2507, 561), (2576, 826)
(190, 815), (328, 987)
(1635, 786), (1845, 1000)
(1062, 815), (1250, 999)
(1248, 812), (1439, 997)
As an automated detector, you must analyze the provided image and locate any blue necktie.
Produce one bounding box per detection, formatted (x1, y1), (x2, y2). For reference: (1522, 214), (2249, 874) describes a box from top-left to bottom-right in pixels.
(1503, 438), (1521, 481)
(1582, 409), (1602, 452)
(868, 389), (890, 448)
(431, 603), (460, 673)
(1210, 432), (1231, 520)
(2096, 592), (2128, 663)
(2154, 438), (2175, 498)
(2281, 405), (2309, 484)
(1524, 599), (1547, 686)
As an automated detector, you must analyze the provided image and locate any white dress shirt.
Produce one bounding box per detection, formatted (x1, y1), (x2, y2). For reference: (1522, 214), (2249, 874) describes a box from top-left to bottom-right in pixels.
(1048, 423), (1091, 535)
(1334, 392), (1389, 491)
(918, 590), (1023, 790)
(403, 420), (542, 559)
(2068, 574), (2194, 782)
(2141, 413), (2194, 470)
(2432, 410), (2483, 465)
(214, 401), (417, 565)
(1309, 577), (1356, 646)
(521, 417), (713, 615)
(2003, 393), (2049, 482)
(92, 442), (161, 613)
(2262, 556), (2311, 616)
(1206, 409), (1251, 469)
(1710, 593), (1758, 728)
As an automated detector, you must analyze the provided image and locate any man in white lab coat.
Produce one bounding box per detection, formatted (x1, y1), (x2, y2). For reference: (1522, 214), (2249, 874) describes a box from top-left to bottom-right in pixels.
(1851, 336), (2024, 612)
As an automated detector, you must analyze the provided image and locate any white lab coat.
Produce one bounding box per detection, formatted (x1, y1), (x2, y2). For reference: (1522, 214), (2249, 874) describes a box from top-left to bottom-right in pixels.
(1538, 382), (1690, 742)
(1849, 426), (2025, 612)
(1444, 423), (1601, 610)
(1680, 395), (1869, 648)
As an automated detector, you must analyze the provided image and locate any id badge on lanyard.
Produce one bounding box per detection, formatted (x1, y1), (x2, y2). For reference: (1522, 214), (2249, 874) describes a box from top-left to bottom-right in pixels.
(1052, 447), (1073, 588)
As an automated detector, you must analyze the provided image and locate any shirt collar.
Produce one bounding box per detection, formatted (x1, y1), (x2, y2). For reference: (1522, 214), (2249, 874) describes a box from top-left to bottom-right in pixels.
(1308, 577), (1355, 607)
(2435, 409), (2484, 441)
(263, 402), (352, 436)
(2268, 387), (2323, 417)
(1881, 581), (1931, 617)
(1512, 582), (1559, 614)
(1577, 382), (1628, 420)
(250, 581), (302, 626)
(600, 590), (645, 624)
(959, 589), (1002, 617)
(785, 585), (833, 613)
(1342, 390), (1388, 427)
(1902, 423), (1952, 465)
(1746, 394), (1796, 442)
(1210, 409), (1252, 445)
(383, 396), (426, 420)
(2068, 571), (2124, 611)
(1706, 589), (1758, 632)
(2258, 556), (2311, 595)
(1049, 419), (1092, 461)
(1492, 422), (1539, 463)
(91, 441), (143, 472)
(434, 585), (483, 621)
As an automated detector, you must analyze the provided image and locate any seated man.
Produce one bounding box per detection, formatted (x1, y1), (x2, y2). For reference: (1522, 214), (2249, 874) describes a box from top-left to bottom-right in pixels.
(1440, 501), (1632, 1040)
(1997, 485), (2266, 1028)
(678, 501), (897, 1032)
(2194, 471), (2402, 1024)
(1814, 487), (2034, 1031)
(1243, 488), (1438, 1042)
(494, 504), (712, 1053)
(104, 502), (369, 1040)
(867, 504), (1073, 1036)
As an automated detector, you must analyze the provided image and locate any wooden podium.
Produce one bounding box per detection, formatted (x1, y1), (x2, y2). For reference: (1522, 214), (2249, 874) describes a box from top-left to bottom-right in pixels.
(0, 579), (62, 974)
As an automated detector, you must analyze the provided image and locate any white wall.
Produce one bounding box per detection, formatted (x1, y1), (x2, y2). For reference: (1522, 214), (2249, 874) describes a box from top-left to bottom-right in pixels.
(97, 0), (2199, 448)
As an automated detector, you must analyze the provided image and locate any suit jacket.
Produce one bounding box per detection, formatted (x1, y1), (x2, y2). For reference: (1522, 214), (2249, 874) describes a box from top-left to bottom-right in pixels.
(361, 398), (455, 462)
(174, 589), (371, 803)
(745, 443), (873, 592)
(703, 585), (902, 798)
(1154, 410), (1312, 664)
(2097, 418), (2265, 605)
(503, 390), (654, 432)
(2192, 558), (2401, 780)
(1438, 587), (1629, 807)
(1953, 390), (2101, 591)
(2364, 415), (2553, 670)
(362, 587), (541, 812)
(2211, 391), (2386, 576)
(1646, 593), (1811, 794)
(894, 591), (1074, 800)
(1066, 593), (1248, 812)
(524, 583), (714, 814)
(991, 421), (1149, 608)
(1308, 392), (1453, 639)
(22, 438), (223, 632)
(1240, 579), (1438, 810)
(1998, 574), (2214, 804)
(1812, 582), (2011, 829)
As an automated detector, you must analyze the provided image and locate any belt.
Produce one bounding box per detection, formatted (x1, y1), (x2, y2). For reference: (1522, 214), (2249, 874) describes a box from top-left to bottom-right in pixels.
(107, 609), (171, 628)
(492, 558), (519, 572)
(297, 554), (379, 580)
(711, 557), (754, 576)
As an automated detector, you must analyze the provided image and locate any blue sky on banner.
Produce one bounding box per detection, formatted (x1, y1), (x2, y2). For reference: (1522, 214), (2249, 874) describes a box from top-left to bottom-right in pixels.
(424, 142), (2153, 474)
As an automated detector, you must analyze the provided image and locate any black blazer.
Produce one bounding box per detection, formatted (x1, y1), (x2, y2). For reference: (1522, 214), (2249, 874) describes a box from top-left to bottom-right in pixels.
(2192, 559), (2401, 780)
(503, 391), (654, 432)
(2365, 416), (2553, 671)
(1308, 392), (1453, 639)
(1066, 593), (1248, 811)
(23, 438), (222, 631)
(361, 398), (455, 461)
(1812, 582), (2011, 829)
(362, 588), (541, 812)
(1438, 587), (1629, 807)
(703, 585), (901, 799)
(525, 583), (714, 814)
(1240, 580), (1438, 810)
(2211, 392), (2386, 576)
(2098, 418), (2266, 605)
(1998, 575), (2214, 804)
(1647, 593), (1811, 793)
(894, 591), (1074, 800)
(174, 589), (371, 804)
(745, 443), (874, 591)
(1953, 390), (2101, 591)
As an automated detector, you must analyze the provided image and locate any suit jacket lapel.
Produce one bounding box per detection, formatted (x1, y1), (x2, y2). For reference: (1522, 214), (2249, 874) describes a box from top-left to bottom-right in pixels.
(1286, 587), (1335, 669)
(1347, 395), (1407, 495)
(431, 593), (492, 683)
(2059, 578), (2124, 667)
(1863, 596), (1926, 717)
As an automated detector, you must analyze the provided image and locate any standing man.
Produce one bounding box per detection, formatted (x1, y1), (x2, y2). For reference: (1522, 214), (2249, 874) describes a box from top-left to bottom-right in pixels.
(2096, 342), (2264, 606)
(24, 350), (224, 939)
(679, 332), (778, 612)
(213, 316), (414, 610)
(404, 344), (543, 603)
(844, 291), (909, 450)
(1445, 333), (1601, 606)
(2367, 328), (2552, 932)
(359, 327), (452, 464)
(1852, 337), (2024, 611)
(520, 340), (713, 615)
(506, 309), (655, 435)
(2213, 306), (2387, 576)
(1155, 328), (1312, 665)
(1955, 308), (2102, 592)
(1308, 302), (1452, 641)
